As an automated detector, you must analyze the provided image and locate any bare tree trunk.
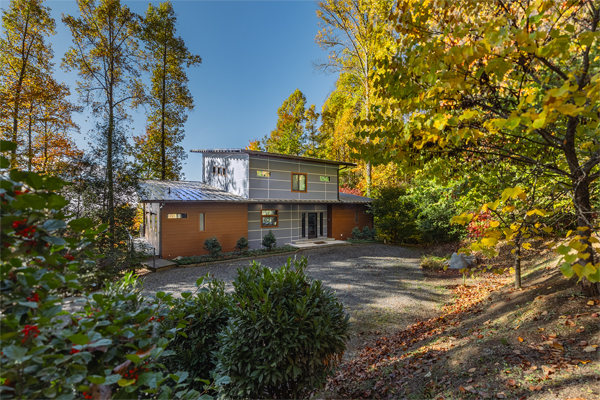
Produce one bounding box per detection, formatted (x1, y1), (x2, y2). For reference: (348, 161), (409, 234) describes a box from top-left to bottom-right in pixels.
(573, 177), (598, 297)
(160, 38), (167, 180)
(27, 109), (33, 171)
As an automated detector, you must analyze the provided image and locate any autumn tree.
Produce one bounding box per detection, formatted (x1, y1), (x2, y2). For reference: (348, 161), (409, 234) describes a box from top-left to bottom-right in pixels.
(0, 0), (56, 167)
(30, 78), (82, 177)
(315, 0), (395, 195)
(304, 104), (321, 157)
(367, 0), (599, 294)
(136, 1), (201, 180)
(62, 0), (144, 242)
(263, 88), (308, 155)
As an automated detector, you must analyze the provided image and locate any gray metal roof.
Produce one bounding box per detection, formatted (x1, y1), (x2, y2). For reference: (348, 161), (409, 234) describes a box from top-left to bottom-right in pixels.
(339, 192), (372, 204)
(190, 148), (357, 167)
(138, 180), (247, 202)
(138, 180), (372, 204)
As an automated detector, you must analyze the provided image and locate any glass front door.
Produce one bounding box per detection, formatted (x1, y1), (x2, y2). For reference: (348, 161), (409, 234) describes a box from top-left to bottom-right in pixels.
(308, 213), (317, 239)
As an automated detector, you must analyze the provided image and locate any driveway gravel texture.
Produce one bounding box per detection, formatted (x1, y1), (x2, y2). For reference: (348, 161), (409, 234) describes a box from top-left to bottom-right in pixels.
(141, 243), (454, 350)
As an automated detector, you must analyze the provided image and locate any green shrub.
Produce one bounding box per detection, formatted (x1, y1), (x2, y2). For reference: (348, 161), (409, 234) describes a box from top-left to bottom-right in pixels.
(351, 226), (363, 239)
(420, 254), (449, 271)
(371, 186), (421, 243)
(235, 236), (249, 252)
(203, 236), (222, 257)
(159, 279), (232, 390)
(261, 230), (277, 251)
(362, 226), (372, 239)
(372, 183), (465, 244)
(0, 147), (202, 400)
(215, 257), (350, 399)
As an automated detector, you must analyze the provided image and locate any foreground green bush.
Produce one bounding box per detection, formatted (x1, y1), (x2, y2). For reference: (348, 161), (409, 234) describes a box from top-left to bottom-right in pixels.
(0, 142), (213, 399)
(215, 257), (350, 399)
(159, 279), (232, 390)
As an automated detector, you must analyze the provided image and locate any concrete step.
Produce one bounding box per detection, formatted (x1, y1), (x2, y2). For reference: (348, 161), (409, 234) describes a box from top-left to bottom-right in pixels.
(293, 237), (335, 244)
(143, 257), (177, 272)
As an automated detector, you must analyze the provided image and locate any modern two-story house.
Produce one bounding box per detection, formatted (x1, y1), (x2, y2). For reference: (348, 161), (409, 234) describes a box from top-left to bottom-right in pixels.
(138, 149), (373, 259)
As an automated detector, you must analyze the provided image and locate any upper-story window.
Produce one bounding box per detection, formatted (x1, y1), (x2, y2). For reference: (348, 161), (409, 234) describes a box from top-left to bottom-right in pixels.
(257, 170), (270, 177)
(212, 166), (216, 174)
(291, 173), (307, 192)
(223, 168), (227, 177)
(218, 167), (221, 175)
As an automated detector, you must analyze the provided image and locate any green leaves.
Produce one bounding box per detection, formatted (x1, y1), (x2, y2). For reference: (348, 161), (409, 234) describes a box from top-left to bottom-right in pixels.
(68, 334), (90, 345)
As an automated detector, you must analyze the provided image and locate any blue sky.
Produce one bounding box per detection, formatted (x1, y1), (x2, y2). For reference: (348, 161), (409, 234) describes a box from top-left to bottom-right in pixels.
(43, 0), (338, 181)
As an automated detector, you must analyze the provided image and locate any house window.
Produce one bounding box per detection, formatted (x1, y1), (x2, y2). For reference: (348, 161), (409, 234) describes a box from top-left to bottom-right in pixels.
(320, 212), (323, 236)
(223, 168), (227, 177)
(320, 176), (330, 182)
(257, 170), (270, 177)
(168, 213), (187, 219)
(302, 212), (305, 238)
(218, 167), (221, 175)
(261, 209), (278, 228)
(213, 166), (216, 174)
(291, 173), (307, 192)
(199, 213), (205, 231)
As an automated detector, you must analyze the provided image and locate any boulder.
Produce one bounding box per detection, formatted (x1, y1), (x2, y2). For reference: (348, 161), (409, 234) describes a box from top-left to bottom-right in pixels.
(448, 253), (467, 270)
(463, 255), (477, 266)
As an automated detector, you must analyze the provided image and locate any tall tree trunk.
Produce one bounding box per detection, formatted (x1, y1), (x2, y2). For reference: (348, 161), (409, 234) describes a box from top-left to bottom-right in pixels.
(364, 77), (372, 197)
(27, 110), (33, 171)
(43, 121), (48, 173)
(107, 15), (116, 248)
(573, 177), (598, 297)
(564, 114), (599, 297)
(160, 39), (167, 180)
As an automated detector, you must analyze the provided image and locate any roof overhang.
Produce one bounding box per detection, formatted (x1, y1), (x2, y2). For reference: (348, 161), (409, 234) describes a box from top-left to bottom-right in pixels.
(191, 148), (357, 167)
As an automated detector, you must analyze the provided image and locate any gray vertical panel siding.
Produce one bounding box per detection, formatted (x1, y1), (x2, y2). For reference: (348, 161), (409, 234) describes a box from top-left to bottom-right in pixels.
(203, 154), (249, 198)
(248, 156), (339, 201)
(247, 203), (328, 249)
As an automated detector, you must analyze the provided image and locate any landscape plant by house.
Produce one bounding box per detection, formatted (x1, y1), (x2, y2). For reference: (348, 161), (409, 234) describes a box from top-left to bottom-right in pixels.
(203, 236), (222, 257)
(235, 236), (249, 252)
(351, 226), (363, 240)
(173, 245), (297, 266)
(262, 230), (277, 251)
(0, 146), (214, 399)
(214, 256), (350, 399)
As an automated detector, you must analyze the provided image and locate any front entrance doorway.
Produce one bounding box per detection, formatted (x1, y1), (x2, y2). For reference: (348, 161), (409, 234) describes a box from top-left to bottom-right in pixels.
(307, 213), (317, 239)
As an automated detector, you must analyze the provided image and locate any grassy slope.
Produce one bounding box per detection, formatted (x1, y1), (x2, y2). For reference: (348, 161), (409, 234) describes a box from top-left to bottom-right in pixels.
(324, 245), (600, 400)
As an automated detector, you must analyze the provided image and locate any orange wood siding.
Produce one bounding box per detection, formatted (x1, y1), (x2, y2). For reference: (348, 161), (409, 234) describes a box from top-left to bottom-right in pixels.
(160, 203), (248, 259)
(330, 204), (372, 240)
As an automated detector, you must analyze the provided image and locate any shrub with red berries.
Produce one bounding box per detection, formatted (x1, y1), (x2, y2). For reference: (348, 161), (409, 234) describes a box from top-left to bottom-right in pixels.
(0, 143), (211, 400)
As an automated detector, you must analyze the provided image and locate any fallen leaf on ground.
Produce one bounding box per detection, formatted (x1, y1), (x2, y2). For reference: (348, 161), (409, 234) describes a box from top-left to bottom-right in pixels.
(496, 392), (507, 398)
(468, 367), (477, 373)
(529, 385), (542, 391)
(583, 346), (597, 352)
(587, 300), (595, 306)
(465, 386), (476, 393)
(565, 320), (576, 326)
(542, 365), (555, 375)
(518, 337), (523, 342)
(507, 379), (517, 386)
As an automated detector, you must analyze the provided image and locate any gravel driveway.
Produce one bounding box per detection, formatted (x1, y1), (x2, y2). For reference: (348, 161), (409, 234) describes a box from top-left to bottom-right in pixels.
(141, 244), (450, 338)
